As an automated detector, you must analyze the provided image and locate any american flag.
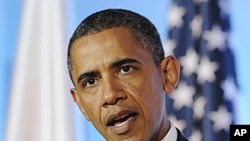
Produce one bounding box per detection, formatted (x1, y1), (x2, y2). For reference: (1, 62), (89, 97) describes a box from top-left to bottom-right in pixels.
(165, 0), (238, 141)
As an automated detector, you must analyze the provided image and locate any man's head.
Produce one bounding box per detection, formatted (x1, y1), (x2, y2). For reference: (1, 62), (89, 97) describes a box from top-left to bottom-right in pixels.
(67, 9), (180, 141)
(68, 9), (164, 83)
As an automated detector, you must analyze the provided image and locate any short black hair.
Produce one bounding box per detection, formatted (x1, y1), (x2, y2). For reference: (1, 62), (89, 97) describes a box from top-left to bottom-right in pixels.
(67, 9), (164, 82)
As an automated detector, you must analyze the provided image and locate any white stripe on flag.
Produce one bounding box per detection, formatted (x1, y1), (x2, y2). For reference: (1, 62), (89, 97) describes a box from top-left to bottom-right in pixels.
(5, 0), (75, 141)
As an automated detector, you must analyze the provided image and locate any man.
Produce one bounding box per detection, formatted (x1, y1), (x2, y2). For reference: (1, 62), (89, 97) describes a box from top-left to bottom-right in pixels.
(67, 9), (188, 141)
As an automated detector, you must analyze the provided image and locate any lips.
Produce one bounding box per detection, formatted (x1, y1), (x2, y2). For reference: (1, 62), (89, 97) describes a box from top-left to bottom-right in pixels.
(107, 110), (138, 134)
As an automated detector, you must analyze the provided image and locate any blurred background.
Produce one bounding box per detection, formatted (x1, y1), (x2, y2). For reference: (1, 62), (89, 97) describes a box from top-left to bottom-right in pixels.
(0, 0), (249, 141)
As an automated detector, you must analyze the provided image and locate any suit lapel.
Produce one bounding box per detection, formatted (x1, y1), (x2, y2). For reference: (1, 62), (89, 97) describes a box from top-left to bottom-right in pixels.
(176, 128), (189, 141)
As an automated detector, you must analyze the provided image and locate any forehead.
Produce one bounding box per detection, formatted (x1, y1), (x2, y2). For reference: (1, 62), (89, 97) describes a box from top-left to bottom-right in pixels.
(72, 27), (139, 51)
(71, 27), (145, 62)
(70, 27), (153, 81)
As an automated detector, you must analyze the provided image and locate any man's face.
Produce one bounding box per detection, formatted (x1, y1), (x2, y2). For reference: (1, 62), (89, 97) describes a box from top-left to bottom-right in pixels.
(70, 27), (167, 141)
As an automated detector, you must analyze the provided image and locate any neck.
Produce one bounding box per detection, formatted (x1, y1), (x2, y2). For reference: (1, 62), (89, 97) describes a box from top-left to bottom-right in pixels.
(150, 112), (170, 141)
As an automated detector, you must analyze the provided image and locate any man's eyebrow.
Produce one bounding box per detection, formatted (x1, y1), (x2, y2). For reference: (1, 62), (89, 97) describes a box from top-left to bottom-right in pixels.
(77, 71), (98, 84)
(76, 58), (140, 84)
(111, 58), (141, 68)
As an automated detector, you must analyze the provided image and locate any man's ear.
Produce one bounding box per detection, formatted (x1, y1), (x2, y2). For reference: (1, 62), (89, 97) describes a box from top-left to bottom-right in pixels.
(70, 88), (90, 121)
(161, 55), (180, 93)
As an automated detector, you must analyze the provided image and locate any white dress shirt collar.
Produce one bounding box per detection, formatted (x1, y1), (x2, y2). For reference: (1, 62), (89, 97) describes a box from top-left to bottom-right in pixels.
(161, 122), (178, 141)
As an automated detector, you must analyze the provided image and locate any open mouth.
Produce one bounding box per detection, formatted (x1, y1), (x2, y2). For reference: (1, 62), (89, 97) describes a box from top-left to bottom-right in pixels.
(107, 110), (138, 134)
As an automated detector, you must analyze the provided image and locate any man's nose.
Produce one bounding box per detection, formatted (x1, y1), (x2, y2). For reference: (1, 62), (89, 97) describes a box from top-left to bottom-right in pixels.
(102, 77), (127, 107)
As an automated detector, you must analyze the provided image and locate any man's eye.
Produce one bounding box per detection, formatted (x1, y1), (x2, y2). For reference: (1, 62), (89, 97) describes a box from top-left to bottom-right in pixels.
(83, 78), (97, 87)
(119, 66), (133, 74)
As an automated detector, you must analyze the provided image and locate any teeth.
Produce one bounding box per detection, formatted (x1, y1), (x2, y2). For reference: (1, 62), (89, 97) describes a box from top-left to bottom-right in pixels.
(119, 113), (129, 119)
(112, 114), (131, 126)
(114, 119), (128, 127)
(107, 111), (137, 127)
(112, 114), (130, 125)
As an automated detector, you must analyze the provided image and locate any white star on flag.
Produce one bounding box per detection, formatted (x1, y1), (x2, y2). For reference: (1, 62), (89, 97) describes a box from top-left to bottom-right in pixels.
(193, 96), (206, 119)
(167, 3), (186, 28)
(209, 105), (232, 132)
(171, 81), (195, 110)
(190, 15), (203, 38)
(179, 48), (199, 77)
(221, 76), (238, 101)
(164, 39), (176, 56)
(203, 25), (226, 51)
(196, 57), (219, 84)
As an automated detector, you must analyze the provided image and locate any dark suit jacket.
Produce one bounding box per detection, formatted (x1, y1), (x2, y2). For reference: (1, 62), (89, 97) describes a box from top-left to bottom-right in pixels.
(176, 128), (188, 141)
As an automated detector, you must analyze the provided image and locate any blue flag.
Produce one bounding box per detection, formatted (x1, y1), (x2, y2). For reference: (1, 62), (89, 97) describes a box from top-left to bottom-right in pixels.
(165, 0), (238, 141)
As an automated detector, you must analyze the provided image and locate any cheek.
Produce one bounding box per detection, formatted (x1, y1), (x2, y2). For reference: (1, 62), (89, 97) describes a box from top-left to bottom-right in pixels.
(130, 70), (164, 111)
(79, 94), (101, 119)
(122, 70), (164, 111)
(134, 72), (163, 99)
(79, 93), (94, 106)
(122, 73), (164, 136)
